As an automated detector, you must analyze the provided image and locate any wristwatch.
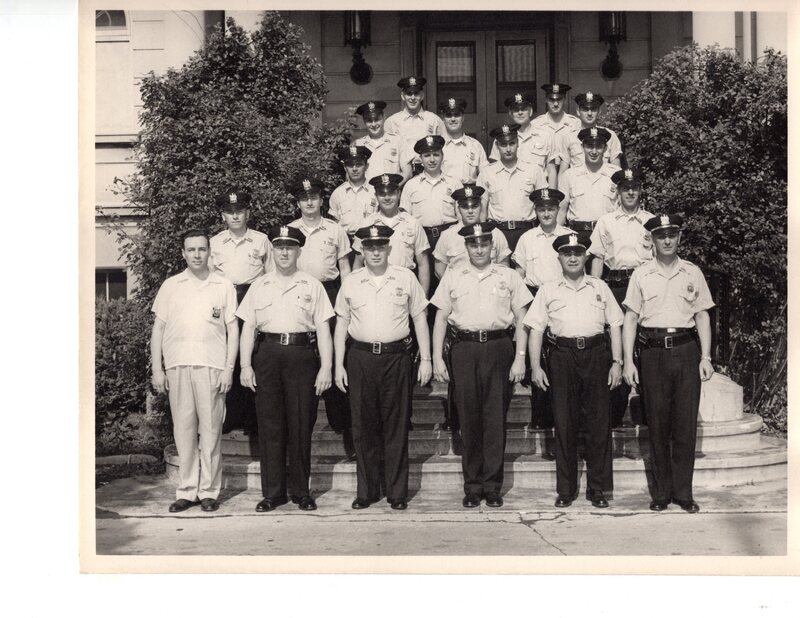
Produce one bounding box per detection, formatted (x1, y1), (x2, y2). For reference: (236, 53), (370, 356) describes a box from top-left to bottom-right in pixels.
(612, 359), (623, 365)
(701, 356), (712, 362)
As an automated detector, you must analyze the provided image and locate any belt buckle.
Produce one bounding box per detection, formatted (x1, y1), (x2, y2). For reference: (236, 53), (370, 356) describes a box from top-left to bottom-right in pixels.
(280, 333), (290, 346)
(479, 330), (488, 343)
(576, 336), (585, 350)
(372, 341), (382, 354)
(664, 335), (673, 349)
(431, 227), (440, 239)
(507, 220), (516, 230)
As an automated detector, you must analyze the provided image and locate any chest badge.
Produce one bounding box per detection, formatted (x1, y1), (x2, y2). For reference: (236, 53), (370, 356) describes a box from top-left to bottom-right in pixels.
(211, 306), (221, 319)
(596, 294), (602, 303)
(395, 287), (404, 297)
(687, 284), (694, 294)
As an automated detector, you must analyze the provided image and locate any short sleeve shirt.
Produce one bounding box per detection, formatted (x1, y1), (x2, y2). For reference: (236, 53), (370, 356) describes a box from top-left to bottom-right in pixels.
(399, 172), (460, 227)
(433, 225), (510, 271)
(335, 265), (428, 343)
(478, 161), (548, 222)
(384, 109), (446, 158)
(512, 224), (575, 287)
(623, 258), (715, 328)
(523, 275), (624, 337)
(442, 134), (489, 184)
(490, 125), (554, 171)
(431, 264), (533, 331)
(152, 270), (237, 370)
(328, 181), (378, 233)
(288, 218), (351, 282)
(588, 208), (655, 269)
(554, 125), (623, 168)
(530, 112), (582, 150)
(351, 211), (430, 269)
(235, 269), (334, 333)
(209, 228), (273, 285)
(558, 164), (618, 222)
(354, 134), (412, 181)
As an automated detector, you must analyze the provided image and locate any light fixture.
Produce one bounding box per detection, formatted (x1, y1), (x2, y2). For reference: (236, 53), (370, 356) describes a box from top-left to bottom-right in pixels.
(344, 11), (372, 85)
(599, 12), (627, 80)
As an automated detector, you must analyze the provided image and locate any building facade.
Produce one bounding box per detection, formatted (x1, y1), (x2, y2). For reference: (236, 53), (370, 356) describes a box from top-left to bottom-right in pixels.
(94, 9), (786, 299)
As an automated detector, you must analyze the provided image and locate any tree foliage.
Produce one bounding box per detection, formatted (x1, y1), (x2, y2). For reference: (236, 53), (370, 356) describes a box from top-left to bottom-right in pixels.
(606, 45), (787, 429)
(114, 12), (349, 302)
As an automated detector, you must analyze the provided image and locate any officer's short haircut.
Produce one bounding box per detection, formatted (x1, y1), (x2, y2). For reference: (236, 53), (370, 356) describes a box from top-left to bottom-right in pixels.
(182, 228), (210, 247)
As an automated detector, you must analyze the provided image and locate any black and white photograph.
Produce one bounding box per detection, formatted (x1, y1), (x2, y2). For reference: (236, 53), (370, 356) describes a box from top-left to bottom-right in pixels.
(80, 0), (796, 578)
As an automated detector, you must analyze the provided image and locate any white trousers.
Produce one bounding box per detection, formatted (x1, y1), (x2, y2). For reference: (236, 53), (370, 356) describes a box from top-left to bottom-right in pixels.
(167, 366), (225, 500)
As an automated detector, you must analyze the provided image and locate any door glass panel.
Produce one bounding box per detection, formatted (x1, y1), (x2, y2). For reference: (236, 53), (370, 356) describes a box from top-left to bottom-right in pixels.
(436, 42), (477, 113)
(495, 40), (537, 113)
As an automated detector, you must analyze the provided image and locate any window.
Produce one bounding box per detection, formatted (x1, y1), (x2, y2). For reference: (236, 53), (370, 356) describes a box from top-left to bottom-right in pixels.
(495, 40), (538, 113)
(95, 10), (129, 42)
(96, 269), (128, 301)
(436, 42), (477, 113)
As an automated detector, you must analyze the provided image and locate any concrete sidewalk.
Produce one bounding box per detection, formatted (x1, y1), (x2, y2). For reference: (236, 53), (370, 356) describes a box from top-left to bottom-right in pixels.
(95, 475), (787, 556)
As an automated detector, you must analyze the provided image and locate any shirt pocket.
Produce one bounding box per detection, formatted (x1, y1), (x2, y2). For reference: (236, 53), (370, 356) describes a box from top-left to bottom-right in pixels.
(320, 241), (338, 267)
(254, 299), (274, 327)
(568, 141), (583, 162)
(388, 291), (409, 317)
(570, 186), (585, 201)
(295, 293), (315, 317)
(489, 189), (503, 206)
(248, 250), (265, 267)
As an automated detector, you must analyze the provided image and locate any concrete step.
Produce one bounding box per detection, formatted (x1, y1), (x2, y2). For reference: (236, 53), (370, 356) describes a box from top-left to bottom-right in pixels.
(166, 435), (787, 493)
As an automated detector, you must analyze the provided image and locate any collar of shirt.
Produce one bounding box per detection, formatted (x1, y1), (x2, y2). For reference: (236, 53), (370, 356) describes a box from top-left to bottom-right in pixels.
(264, 269), (309, 294)
(376, 213), (403, 228)
(222, 229), (253, 245)
(400, 109), (425, 121)
(358, 266), (399, 289)
(294, 218), (329, 235)
(363, 135), (391, 148)
(533, 226), (560, 239)
(445, 135), (467, 146)
(558, 274), (594, 292)
(464, 263), (499, 281)
(421, 173), (446, 186)
(642, 257), (689, 280)
(175, 269), (225, 287)
(345, 182), (370, 194)
(614, 207), (647, 223)
(496, 162), (522, 176)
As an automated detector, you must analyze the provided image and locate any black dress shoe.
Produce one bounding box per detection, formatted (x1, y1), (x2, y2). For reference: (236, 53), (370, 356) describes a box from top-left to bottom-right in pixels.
(485, 492), (503, 507)
(462, 493), (481, 508)
(554, 495), (574, 508)
(650, 500), (669, 512)
(589, 492), (609, 508)
(351, 498), (376, 510)
(168, 498), (199, 513)
(298, 496), (317, 511)
(389, 499), (408, 510)
(256, 497), (288, 512)
(200, 498), (219, 512)
(672, 497), (700, 513)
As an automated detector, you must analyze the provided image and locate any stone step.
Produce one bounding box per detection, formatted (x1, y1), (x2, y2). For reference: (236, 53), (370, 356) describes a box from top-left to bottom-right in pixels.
(166, 435), (787, 492)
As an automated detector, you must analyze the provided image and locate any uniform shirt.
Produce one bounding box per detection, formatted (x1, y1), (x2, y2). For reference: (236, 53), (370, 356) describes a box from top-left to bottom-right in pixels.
(589, 207), (655, 269)
(489, 124), (554, 172)
(554, 125), (623, 168)
(354, 134), (411, 181)
(558, 163), (618, 222)
(209, 228), (273, 285)
(431, 263), (533, 331)
(351, 211), (430, 269)
(235, 269), (334, 333)
(399, 172), (460, 227)
(288, 217), (351, 283)
(512, 224), (575, 287)
(523, 274), (624, 337)
(442, 133), (489, 183)
(328, 181), (378, 233)
(530, 112), (582, 149)
(478, 160), (547, 222)
(433, 224), (511, 271)
(384, 108), (445, 157)
(623, 258), (715, 329)
(152, 269), (237, 370)
(335, 265), (428, 343)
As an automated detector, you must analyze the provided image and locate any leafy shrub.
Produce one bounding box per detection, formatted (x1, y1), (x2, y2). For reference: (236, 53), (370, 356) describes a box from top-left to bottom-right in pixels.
(605, 45), (787, 432)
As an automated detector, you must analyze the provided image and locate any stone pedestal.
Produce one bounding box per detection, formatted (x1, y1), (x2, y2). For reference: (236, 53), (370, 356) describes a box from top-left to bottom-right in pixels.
(698, 373), (744, 423)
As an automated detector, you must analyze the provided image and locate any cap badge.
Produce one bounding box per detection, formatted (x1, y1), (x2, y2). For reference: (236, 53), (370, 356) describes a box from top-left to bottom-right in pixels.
(426, 136), (434, 146)
(586, 92), (594, 102)
(660, 215), (670, 226)
(590, 127), (598, 138)
(280, 225), (289, 237)
(228, 193), (237, 204)
(408, 77), (417, 86)
(368, 101), (375, 111)
(552, 84), (560, 94)
(302, 179), (311, 192)
(464, 186), (473, 197)
(502, 125), (510, 134)
(381, 174), (390, 185)
(541, 188), (549, 199)
(568, 234), (578, 246)
(473, 224), (483, 236)
(448, 98), (456, 108)
(515, 93), (523, 103)
(624, 169), (633, 180)
(369, 226), (379, 238)
(349, 146), (358, 156)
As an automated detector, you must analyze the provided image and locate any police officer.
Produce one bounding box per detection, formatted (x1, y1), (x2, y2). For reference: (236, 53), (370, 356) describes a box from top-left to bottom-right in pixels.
(557, 127), (618, 233)
(334, 224), (432, 510)
(431, 222), (532, 508)
(384, 76), (446, 175)
(328, 146), (379, 244)
(237, 225), (334, 513)
(439, 97), (488, 185)
(512, 188), (574, 429)
(622, 214), (715, 513)
(209, 190), (272, 434)
(589, 167), (654, 427)
(353, 100), (412, 184)
(490, 92), (557, 187)
(524, 232), (624, 508)
(531, 83), (581, 178)
(479, 124), (548, 251)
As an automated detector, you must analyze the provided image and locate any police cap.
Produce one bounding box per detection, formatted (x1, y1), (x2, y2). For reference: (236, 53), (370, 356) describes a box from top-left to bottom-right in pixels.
(268, 224), (305, 247)
(215, 190), (251, 212)
(355, 224), (394, 245)
(644, 214), (683, 233)
(553, 232), (591, 253)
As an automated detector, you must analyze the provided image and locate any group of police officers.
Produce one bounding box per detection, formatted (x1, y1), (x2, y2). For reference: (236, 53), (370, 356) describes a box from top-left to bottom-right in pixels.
(150, 76), (715, 516)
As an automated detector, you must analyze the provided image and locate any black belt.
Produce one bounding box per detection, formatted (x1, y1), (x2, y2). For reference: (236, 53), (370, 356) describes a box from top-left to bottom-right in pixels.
(257, 331), (316, 346)
(568, 219), (597, 232)
(637, 327), (696, 349)
(454, 328), (512, 343)
(545, 331), (605, 350)
(424, 222), (455, 239)
(492, 220), (533, 231)
(605, 268), (635, 283)
(351, 337), (412, 355)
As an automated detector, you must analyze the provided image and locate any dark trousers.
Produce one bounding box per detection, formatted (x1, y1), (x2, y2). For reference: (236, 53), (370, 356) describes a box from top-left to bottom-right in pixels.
(607, 280), (632, 427)
(639, 341), (701, 502)
(451, 337), (514, 496)
(347, 346), (412, 502)
(547, 344), (613, 498)
(526, 286), (553, 428)
(223, 284), (258, 433)
(322, 278), (352, 432)
(252, 342), (320, 500)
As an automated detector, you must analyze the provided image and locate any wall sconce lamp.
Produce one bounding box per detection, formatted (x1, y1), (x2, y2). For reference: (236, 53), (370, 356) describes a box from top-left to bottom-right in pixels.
(345, 11), (373, 85)
(599, 12), (627, 80)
